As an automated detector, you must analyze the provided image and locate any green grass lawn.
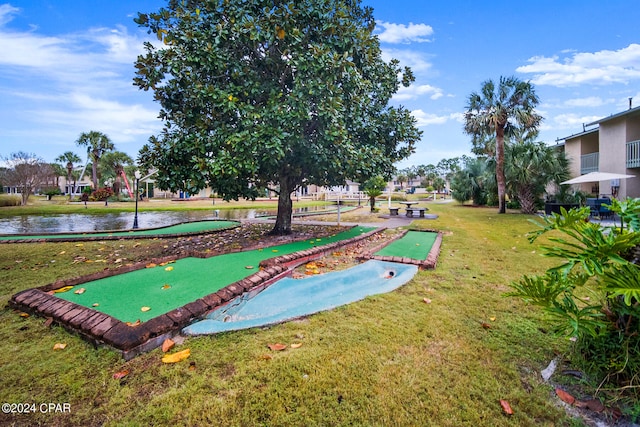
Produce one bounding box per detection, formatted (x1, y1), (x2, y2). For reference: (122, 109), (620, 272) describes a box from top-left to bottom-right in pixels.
(0, 202), (580, 426)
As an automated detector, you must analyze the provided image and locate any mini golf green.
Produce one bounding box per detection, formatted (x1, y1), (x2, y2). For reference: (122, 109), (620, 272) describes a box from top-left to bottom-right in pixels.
(56, 226), (375, 323)
(374, 230), (438, 260)
(0, 220), (238, 241)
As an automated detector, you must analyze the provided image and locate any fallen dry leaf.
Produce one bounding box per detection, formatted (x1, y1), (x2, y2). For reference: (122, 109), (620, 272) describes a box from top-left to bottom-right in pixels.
(481, 322), (491, 329)
(53, 343), (67, 350)
(162, 338), (175, 353)
(146, 263), (157, 268)
(423, 298), (432, 304)
(53, 286), (74, 293)
(259, 354), (273, 360)
(74, 288), (86, 295)
(161, 284), (171, 290)
(19, 312), (29, 318)
(141, 306), (151, 312)
(189, 362), (196, 371)
(113, 370), (129, 380)
(43, 317), (53, 327)
(268, 343), (287, 351)
(245, 265), (254, 269)
(555, 388), (575, 405)
(499, 400), (513, 415)
(290, 343), (303, 349)
(490, 316), (496, 321)
(92, 303), (99, 307)
(164, 266), (174, 271)
(126, 319), (141, 327)
(577, 399), (605, 413)
(162, 348), (190, 363)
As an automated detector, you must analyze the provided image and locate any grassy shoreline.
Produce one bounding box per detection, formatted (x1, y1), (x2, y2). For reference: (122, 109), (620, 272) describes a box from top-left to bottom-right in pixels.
(0, 202), (585, 426)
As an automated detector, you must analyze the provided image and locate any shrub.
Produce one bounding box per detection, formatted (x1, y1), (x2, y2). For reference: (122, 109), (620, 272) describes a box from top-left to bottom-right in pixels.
(0, 195), (21, 207)
(508, 198), (640, 403)
(90, 187), (114, 201)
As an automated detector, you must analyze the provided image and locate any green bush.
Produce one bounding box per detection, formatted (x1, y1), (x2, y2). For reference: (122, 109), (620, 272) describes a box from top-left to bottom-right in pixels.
(508, 198), (640, 405)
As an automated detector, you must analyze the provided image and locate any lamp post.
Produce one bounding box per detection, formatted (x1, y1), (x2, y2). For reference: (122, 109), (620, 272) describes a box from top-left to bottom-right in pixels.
(133, 170), (141, 229)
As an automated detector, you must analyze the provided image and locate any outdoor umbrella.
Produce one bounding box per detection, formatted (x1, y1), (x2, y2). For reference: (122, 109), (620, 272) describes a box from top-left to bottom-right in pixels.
(560, 171), (635, 185)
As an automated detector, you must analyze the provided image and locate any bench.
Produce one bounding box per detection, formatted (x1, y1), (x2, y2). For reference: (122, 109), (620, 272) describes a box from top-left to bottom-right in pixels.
(586, 198), (613, 218)
(405, 207), (427, 218)
(388, 207), (399, 216)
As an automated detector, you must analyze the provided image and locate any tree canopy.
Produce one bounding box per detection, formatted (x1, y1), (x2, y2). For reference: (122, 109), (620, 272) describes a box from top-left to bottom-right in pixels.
(464, 76), (542, 214)
(76, 131), (114, 189)
(134, 0), (421, 234)
(1, 152), (55, 206)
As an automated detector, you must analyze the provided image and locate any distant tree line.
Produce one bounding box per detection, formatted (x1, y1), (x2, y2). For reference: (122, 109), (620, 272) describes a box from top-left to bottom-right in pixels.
(1, 131), (135, 205)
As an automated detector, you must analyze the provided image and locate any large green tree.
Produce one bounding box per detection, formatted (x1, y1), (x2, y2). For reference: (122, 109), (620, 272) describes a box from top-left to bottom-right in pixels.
(464, 76), (542, 214)
(76, 131), (114, 190)
(134, 0), (420, 234)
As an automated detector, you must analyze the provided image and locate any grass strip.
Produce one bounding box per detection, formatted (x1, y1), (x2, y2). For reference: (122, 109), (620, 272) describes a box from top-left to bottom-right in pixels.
(0, 220), (238, 241)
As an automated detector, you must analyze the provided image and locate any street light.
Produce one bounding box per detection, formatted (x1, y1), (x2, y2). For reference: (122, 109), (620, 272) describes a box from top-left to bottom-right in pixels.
(133, 170), (141, 229)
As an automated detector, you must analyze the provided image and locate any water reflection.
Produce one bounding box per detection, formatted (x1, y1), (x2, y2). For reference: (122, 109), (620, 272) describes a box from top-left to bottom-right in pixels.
(0, 206), (335, 234)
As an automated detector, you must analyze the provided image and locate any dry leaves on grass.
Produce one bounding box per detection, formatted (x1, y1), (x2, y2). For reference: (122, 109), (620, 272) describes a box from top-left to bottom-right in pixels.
(268, 343), (287, 351)
(162, 349), (191, 364)
(499, 400), (513, 415)
(162, 338), (175, 352)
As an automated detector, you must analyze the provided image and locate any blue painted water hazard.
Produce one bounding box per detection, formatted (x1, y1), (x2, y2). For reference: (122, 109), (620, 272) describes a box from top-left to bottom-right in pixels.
(183, 260), (418, 335)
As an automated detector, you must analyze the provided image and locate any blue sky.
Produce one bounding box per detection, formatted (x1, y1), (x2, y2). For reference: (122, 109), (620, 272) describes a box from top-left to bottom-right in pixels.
(1, 1), (639, 170)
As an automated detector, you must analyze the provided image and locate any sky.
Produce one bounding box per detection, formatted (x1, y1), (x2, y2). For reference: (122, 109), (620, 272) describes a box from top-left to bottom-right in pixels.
(1, 0), (639, 170)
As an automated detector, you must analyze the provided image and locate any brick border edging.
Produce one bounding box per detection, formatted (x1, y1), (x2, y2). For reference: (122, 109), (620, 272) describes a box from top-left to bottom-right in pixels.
(0, 220), (241, 244)
(8, 226), (386, 359)
(357, 228), (443, 270)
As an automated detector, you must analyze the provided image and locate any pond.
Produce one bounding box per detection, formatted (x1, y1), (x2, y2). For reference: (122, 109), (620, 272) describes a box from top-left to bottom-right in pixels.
(0, 206), (337, 235)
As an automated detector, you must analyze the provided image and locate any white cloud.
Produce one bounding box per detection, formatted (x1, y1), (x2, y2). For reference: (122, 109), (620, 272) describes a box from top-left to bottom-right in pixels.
(563, 96), (612, 108)
(551, 113), (603, 129)
(394, 84), (444, 101)
(376, 21), (433, 44)
(0, 10), (160, 159)
(0, 3), (19, 26)
(381, 48), (433, 73)
(517, 43), (640, 86)
(411, 109), (461, 127)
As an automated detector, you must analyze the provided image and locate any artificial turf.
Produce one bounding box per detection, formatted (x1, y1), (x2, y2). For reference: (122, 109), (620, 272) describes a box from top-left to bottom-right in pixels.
(374, 230), (438, 260)
(56, 226), (375, 323)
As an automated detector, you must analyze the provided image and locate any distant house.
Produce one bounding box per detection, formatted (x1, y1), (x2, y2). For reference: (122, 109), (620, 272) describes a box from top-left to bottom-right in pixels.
(559, 102), (640, 199)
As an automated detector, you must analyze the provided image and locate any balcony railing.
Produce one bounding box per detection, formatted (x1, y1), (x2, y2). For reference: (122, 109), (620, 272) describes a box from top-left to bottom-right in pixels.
(627, 140), (640, 168)
(580, 152), (599, 174)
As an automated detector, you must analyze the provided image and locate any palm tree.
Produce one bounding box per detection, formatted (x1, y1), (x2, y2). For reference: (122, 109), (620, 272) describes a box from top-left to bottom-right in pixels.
(55, 151), (82, 200)
(505, 142), (569, 214)
(99, 151), (134, 198)
(464, 76), (542, 213)
(75, 131), (114, 189)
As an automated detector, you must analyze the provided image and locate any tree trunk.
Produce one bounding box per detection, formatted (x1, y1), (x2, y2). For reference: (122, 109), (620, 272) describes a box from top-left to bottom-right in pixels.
(495, 128), (506, 214)
(91, 155), (99, 189)
(370, 196), (376, 212)
(518, 185), (537, 214)
(271, 180), (293, 235)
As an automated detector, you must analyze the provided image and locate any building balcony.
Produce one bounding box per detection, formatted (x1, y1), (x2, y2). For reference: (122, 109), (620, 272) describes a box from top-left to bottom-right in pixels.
(580, 152), (599, 174)
(627, 140), (640, 168)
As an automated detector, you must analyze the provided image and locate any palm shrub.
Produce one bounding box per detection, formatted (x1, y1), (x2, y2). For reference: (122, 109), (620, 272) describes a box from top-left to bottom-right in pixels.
(508, 198), (640, 398)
